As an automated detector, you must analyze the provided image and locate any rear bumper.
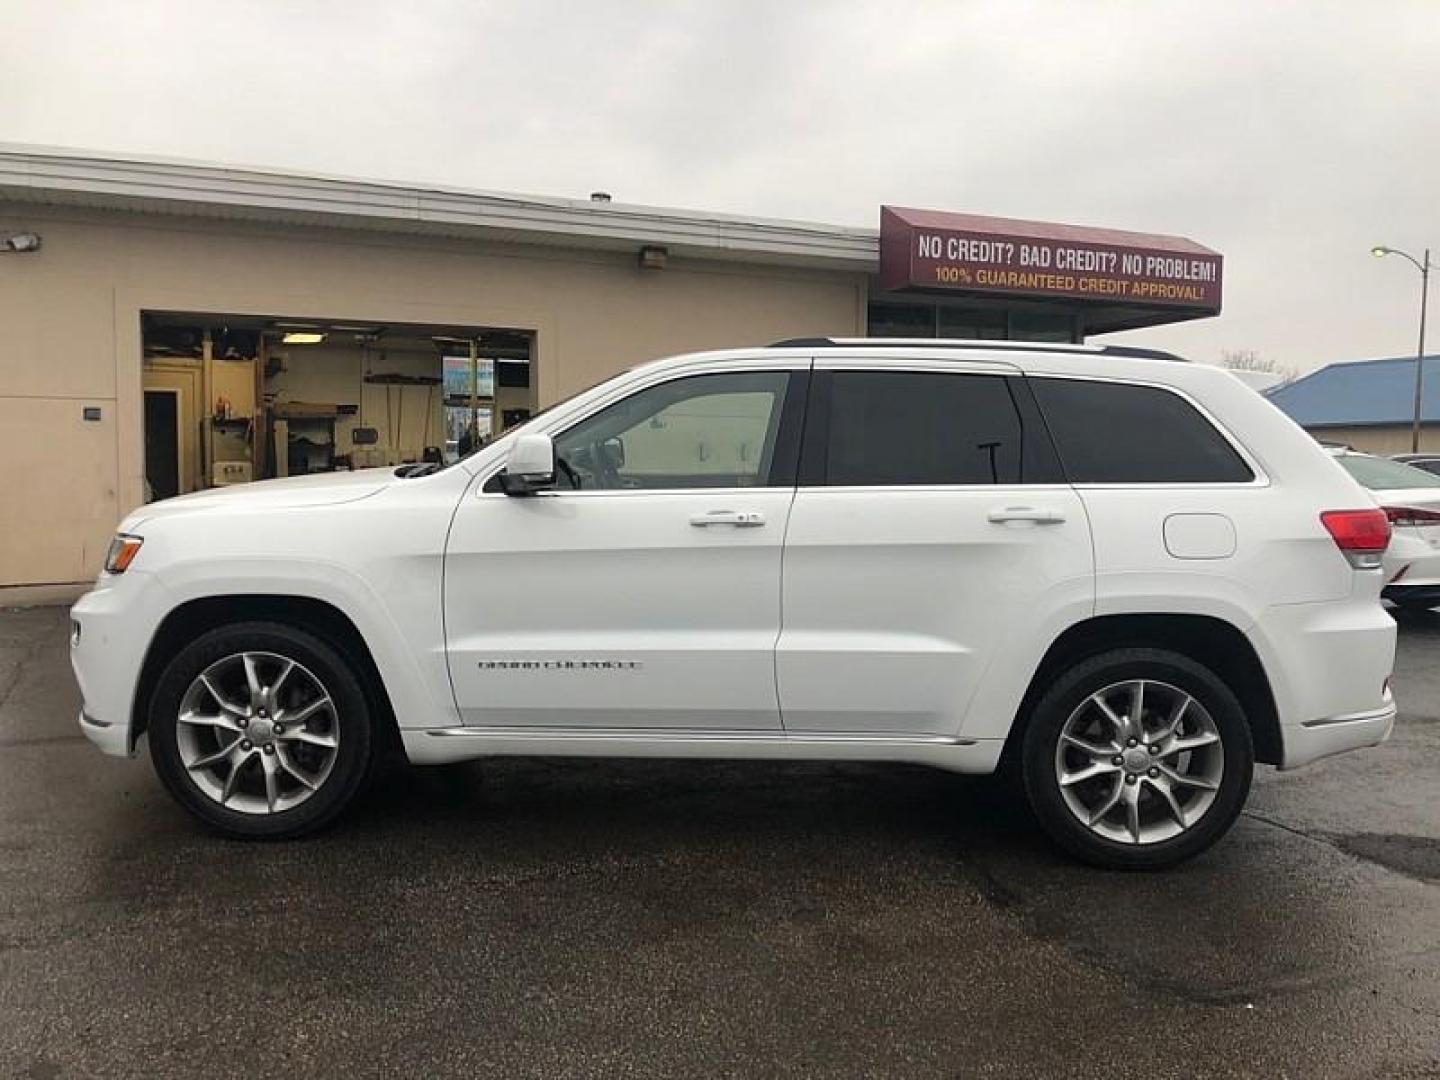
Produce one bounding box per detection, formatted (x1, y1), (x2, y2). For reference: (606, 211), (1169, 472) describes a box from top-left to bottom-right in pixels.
(1279, 695), (1397, 769)
(1249, 579), (1397, 769)
(1382, 583), (1440, 609)
(1383, 529), (1440, 607)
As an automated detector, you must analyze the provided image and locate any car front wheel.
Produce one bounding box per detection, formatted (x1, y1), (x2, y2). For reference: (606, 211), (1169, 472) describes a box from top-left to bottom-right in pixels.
(148, 622), (374, 839)
(1021, 647), (1254, 870)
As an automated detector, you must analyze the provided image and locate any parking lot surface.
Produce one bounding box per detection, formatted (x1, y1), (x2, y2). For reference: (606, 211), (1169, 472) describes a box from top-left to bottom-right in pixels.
(1, 604), (1437, 1079)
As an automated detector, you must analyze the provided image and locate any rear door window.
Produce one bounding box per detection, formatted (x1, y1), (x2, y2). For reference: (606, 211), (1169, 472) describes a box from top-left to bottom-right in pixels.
(1030, 377), (1254, 484)
(813, 370), (1059, 486)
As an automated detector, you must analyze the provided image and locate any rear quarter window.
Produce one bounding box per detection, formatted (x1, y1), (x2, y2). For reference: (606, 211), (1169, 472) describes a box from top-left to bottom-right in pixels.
(1030, 377), (1254, 484)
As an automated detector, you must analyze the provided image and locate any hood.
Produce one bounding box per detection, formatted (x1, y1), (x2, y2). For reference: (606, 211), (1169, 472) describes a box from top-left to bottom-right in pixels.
(125, 468), (396, 526)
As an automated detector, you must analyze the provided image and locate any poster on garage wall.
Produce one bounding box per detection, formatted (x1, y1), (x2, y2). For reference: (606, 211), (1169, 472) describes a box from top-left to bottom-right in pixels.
(442, 355), (495, 399)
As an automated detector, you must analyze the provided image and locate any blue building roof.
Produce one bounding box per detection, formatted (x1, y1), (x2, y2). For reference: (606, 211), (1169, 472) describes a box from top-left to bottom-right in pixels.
(1266, 355), (1440, 427)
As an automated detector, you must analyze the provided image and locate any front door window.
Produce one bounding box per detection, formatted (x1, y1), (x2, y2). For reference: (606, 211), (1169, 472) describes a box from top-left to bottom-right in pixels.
(552, 371), (789, 490)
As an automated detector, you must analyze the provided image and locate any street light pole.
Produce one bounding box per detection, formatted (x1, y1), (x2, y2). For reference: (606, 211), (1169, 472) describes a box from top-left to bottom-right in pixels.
(1372, 244), (1433, 453)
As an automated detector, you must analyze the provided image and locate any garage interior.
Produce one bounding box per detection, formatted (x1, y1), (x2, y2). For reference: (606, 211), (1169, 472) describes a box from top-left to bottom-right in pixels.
(140, 312), (536, 499)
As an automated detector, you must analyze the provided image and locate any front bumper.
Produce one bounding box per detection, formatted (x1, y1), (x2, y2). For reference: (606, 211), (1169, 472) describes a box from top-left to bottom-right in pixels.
(1279, 693), (1397, 770)
(70, 570), (170, 758)
(79, 708), (133, 757)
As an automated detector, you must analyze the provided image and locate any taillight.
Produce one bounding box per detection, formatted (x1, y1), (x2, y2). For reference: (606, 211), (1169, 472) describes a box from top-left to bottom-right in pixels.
(1320, 509), (1391, 569)
(1383, 505), (1440, 527)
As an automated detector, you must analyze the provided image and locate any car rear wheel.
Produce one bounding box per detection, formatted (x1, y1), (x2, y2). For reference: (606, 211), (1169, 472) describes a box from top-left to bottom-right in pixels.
(1021, 647), (1253, 870)
(148, 622), (373, 839)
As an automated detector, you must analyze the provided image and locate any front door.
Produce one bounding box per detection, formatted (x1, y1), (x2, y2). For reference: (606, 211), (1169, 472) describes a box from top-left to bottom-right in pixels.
(776, 364), (1094, 736)
(444, 366), (806, 730)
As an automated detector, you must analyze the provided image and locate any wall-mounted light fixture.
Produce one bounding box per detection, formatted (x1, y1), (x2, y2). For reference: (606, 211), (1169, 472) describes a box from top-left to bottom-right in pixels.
(1, 232), (42, 253)
(638, 245), (668, 271)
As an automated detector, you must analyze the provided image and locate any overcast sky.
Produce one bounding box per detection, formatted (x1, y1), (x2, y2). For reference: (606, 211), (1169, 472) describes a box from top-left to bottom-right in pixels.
(2, 0), (1436, 373)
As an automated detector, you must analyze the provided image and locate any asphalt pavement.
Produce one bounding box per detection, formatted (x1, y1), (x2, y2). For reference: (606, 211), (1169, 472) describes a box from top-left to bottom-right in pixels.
(1, 604), (1437, 1079)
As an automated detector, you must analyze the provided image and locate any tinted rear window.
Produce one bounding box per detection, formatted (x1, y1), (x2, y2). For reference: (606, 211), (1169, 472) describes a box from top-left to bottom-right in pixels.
(825, 371), (1028, 486)
(1031, 378), (1254, 484)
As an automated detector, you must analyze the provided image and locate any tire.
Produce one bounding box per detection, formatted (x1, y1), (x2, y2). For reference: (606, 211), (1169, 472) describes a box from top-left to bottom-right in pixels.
(147, 621), (374, 839)
(1020, 648), (1253, 870)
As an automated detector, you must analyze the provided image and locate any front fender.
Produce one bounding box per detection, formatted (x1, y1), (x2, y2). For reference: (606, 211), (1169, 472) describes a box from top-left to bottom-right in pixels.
(152, 556), (459, 734)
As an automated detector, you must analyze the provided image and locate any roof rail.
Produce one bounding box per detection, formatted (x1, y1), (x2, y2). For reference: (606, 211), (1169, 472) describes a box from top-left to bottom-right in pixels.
(767, 337), (1186, 362)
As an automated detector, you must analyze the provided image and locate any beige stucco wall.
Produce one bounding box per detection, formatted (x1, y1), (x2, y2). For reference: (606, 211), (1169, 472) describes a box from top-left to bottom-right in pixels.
(0, 208), (865, 588)
(1306, 425), (1440, 455)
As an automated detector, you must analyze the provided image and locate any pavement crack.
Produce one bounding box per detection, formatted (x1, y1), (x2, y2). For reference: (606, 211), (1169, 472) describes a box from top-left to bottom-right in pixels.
(1241, 809), (1334, 847)
(0, 733), (88, 748)
(1247, 811), (1440, 885)
(0, 635), (49, 713)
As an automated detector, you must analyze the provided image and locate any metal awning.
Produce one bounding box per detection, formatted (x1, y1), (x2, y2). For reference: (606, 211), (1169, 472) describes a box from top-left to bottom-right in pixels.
(879, 205), (1223, 333)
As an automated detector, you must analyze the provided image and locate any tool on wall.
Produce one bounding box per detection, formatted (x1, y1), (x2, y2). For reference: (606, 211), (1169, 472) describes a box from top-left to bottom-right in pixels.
(364, 370), (442, 462)
(421, 382), (435, 453)
(359, 338), (370, 434)
(391, 378), (400, 456)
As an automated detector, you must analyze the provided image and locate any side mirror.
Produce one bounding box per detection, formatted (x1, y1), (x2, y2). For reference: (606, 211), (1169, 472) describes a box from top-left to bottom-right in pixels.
(498, 433), (556, 496)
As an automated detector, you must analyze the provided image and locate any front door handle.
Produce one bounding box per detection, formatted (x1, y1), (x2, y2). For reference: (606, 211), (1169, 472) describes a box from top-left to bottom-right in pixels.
(987, 506), (1066, 525)
(690, 510), (766, 528)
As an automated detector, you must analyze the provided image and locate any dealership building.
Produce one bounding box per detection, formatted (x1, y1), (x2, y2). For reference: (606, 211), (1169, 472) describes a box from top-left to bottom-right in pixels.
(0, 146), (1224, 598)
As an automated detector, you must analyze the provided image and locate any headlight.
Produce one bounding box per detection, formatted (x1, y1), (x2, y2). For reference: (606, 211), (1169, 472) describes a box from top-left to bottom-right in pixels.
(104, 533), (144, 574)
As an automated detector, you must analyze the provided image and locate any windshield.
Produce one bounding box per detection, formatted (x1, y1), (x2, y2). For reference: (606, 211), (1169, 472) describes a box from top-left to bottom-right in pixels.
(1337, 454), (1440, 491)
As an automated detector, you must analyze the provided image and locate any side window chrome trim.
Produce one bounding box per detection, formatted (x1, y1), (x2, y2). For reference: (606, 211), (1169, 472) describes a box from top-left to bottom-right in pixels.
(1070, 480), (1270, 490)
(478, 485), (792, 500)
(794, 483), (1076, 494)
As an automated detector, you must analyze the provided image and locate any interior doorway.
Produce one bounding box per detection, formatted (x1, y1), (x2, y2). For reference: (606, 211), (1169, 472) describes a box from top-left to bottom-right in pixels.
(143, 389), (181, 501)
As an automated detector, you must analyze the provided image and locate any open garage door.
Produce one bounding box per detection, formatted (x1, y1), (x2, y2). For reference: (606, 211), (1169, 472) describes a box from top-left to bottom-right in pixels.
(140, 312), (535, 496)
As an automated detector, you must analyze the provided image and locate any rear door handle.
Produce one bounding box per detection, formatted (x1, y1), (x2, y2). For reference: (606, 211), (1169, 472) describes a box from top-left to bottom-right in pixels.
(690, 510), (766, 528)
(987, 506), (1066, 525)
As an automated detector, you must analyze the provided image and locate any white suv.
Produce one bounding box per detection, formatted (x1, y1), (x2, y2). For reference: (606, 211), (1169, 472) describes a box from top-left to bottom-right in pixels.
(71, 339), (1398, 868)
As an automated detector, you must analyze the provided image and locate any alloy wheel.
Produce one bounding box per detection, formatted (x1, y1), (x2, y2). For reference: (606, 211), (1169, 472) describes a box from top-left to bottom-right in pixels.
(175, 651), (340, 815)
(1053, 678), (1224, 845)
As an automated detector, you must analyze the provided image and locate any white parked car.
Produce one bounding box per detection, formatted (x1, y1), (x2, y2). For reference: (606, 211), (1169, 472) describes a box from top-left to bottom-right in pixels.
(1390, 453), (1440, 479)
(72, 339), (1398, 868)
(1331, 450), (1440, 612)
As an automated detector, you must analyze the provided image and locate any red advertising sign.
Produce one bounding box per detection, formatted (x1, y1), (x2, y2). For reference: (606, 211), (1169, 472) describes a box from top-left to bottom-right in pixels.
(880, 206), (1222, 311)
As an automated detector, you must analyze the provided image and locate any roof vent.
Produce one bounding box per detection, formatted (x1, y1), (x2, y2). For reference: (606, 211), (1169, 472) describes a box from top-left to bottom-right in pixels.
(590, 191), (612, 203)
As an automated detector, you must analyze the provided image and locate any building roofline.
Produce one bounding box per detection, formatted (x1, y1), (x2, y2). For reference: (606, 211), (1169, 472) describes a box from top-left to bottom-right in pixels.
(1294, 419), (1440, 430)
(1267, 352), (1440, 426)
(1289, 353), (1440, 378)
(0, 143), (879, 271)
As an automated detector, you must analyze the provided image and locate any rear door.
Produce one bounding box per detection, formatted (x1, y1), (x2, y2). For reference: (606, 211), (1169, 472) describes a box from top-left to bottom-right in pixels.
(775, 361), (1094, 736)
